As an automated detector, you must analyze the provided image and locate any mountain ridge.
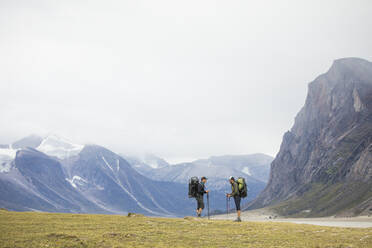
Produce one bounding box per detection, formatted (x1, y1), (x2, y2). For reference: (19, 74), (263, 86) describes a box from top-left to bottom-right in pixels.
(248, 57), (372, 217)
(0, 137), (195, 216)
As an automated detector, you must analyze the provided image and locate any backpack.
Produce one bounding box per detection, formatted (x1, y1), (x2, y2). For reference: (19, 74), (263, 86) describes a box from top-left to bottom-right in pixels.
(188, 177), (199, 198)
(237, 177), (247, 198)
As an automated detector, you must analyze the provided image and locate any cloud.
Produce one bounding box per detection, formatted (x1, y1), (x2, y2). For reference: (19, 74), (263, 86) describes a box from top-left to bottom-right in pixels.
(1, 0), (372, 162)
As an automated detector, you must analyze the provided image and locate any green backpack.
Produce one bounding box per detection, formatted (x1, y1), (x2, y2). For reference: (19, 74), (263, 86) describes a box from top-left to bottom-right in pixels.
(237, 177), (247, 198)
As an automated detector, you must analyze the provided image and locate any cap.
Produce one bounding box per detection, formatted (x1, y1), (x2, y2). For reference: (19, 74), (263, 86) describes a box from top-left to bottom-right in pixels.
(201, 176), (208, 180)
(229, 176), (235, 180)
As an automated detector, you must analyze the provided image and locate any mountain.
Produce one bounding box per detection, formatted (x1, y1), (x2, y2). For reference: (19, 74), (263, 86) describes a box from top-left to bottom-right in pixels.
(140, 154), (170, 169)
(249, 58), (372, 217)
(37, 134), (84, 159)
(126, 153), (273, 212)
(0, 146), (16, 173)
(5, 134), (261, 216)
(0, 135), (194, 216)
(0, 147), (105, 213)
(121, 153), (170, 176)
(12, 134), (43, 149)
(62, 145), (191, 216)
(192, 154), (273, 183)
(134, 154), (273, 189)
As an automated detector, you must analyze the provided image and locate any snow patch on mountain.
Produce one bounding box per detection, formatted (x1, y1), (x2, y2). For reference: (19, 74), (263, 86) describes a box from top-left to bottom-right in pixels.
(0, 147), (17, 159)
(66, 175), (88, 188)
(37, 134), (84, 159)
(0, 162), (12, 173)
(0, 147), (17, 173)
(147, 160), (160, 169)
(102, 156), (114, 172)
(136, 154), (169, 169)
(242, 167), (252, 176)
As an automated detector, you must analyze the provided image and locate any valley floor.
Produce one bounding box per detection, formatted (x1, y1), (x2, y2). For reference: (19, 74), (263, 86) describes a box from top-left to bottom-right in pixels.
(212, 209), (372, 228)
(0, 210), (371, 248)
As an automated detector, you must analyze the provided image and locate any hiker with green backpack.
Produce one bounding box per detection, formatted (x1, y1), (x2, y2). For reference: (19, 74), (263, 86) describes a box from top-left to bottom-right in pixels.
(226, 176), (247, 222)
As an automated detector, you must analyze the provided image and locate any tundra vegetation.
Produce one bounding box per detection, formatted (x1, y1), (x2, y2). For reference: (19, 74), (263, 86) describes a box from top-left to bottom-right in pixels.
(0, 210), (371, 248)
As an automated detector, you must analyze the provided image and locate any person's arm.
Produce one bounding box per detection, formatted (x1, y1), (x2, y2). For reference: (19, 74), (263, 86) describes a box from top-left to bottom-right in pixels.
(230, 182), (239, 197)
(197, 183), (203, 194)
(227, 183), (234, 197)
(204, 184), (209, 194)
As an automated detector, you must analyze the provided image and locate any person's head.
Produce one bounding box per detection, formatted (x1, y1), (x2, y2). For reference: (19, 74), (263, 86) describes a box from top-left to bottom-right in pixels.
(201, 176), (207, 183)
(229, 176), (235, 184)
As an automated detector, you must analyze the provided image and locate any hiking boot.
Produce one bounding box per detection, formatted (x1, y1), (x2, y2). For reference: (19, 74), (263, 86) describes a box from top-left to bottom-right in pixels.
(197, 213), (201, 218)
(233, 217), (242, 222)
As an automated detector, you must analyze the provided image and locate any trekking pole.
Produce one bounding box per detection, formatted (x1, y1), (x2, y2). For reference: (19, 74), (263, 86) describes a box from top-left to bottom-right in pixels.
(226, 195), (229, 218)
(207, 192), (210, 220)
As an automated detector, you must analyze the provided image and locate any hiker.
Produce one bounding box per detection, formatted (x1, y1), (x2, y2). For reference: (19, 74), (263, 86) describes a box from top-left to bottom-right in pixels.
(226, 176), (241, 222)
(196, 176), (209, 217)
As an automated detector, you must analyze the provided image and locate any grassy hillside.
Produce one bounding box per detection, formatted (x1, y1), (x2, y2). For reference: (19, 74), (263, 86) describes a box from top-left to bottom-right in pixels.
(270, 182), (372, 217)
(0, 210), (371, 248)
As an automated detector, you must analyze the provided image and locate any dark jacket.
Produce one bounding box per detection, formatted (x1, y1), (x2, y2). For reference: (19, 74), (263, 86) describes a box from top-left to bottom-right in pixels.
(230, 181), (239, 197)
(198, 182), (207, 196)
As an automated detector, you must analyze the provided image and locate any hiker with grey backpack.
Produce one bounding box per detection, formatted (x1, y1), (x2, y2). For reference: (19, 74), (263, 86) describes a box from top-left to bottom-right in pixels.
(188, 176), (209, 217)
(226, 176), (247, 222)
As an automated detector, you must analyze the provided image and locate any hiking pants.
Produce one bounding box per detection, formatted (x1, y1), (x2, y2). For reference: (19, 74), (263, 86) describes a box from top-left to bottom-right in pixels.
(196, 195), (204, 210)
(233, 195), (241, 211)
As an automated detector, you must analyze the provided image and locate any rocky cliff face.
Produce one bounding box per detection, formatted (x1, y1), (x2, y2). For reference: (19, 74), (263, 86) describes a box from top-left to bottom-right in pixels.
(249, 58), (372, 217)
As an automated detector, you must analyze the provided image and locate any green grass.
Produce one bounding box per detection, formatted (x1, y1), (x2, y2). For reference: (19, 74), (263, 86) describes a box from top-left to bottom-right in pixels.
(1, 210), (372, 248)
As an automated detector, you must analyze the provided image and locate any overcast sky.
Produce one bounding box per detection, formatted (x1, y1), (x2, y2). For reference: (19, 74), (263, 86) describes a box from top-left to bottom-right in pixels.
(1, 0), (372, 163)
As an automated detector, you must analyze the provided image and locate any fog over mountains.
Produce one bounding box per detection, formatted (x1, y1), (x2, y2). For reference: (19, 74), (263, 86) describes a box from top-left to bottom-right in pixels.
(0, 134), (271, 216)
